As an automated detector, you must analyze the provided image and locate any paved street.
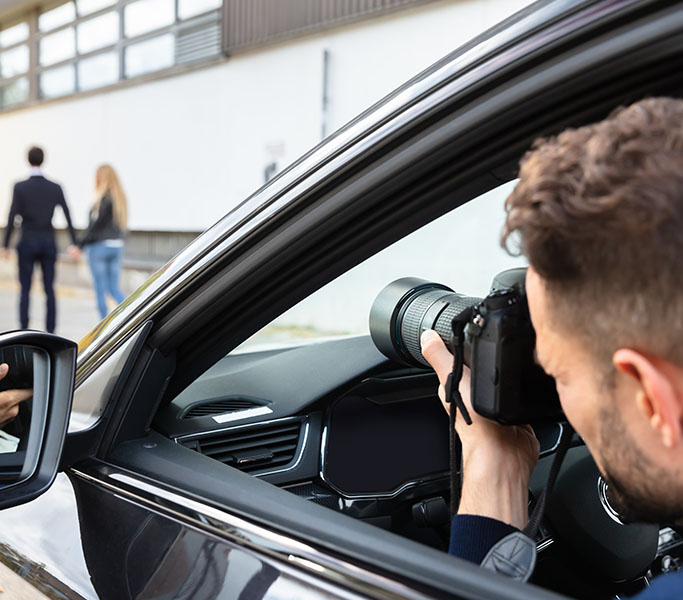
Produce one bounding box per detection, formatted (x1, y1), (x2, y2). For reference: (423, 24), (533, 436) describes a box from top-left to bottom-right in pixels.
(0, 278), (102, 343)
(0, 560), (49, 599)
(0, 262), (109, 344)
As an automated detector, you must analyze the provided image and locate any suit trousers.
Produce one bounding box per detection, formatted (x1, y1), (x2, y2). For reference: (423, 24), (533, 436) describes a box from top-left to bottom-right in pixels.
(17, 236), (57, 333)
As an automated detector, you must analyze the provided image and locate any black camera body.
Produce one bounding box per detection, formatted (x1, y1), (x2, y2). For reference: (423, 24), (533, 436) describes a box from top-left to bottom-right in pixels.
(369, 268), (562, 424)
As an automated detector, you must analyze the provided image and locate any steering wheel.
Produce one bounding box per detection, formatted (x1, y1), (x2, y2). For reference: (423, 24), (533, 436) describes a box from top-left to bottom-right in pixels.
(531, 445), (658, 589)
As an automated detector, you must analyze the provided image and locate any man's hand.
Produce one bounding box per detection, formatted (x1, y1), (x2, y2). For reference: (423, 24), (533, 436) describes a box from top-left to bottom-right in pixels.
(0, 363), (32, 427)
(1, 248), (9, 260)
(66, 245), (81, 260)
(421, 329), (539, 530)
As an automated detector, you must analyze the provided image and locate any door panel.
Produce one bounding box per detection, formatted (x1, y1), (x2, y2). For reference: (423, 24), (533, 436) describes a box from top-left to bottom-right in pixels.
(0, 470), (367, 600)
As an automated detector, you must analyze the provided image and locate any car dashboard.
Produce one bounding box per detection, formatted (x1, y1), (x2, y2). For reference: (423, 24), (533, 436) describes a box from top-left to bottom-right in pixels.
(153, 335), (683, 599)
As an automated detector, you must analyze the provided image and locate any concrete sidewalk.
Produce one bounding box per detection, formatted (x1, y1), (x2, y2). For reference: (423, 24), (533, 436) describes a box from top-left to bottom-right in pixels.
(0, 278), (101, 343)
(0, 255), (154, 343)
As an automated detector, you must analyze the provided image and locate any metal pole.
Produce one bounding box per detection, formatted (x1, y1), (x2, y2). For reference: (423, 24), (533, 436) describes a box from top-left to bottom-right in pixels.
(28, 9), (39, 103)
(321, 48), (330, 140)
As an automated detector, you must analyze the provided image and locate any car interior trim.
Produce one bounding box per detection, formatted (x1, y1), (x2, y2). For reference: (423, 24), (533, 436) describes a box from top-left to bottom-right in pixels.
(539, 422), (564, 457)
(257, 419), (310, 478)
(174, 415), (311, 478)
(212, 405), (273, 424)
(318, 424), (448, 500)
(173, 414), (306, 441)
(69, 323), (150, 433)
(597, 476), (627, 526)
(319, 466), (449, 502)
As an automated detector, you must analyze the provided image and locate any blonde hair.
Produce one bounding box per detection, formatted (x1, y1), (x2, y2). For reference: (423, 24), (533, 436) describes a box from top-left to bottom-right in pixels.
(94, 164), (127, 231)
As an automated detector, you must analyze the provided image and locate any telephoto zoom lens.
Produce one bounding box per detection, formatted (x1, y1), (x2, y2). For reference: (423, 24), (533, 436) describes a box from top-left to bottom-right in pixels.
(369, 278), (481, 367)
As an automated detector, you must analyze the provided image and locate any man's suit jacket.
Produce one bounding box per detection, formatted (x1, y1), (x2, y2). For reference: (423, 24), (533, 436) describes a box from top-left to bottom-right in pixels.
(3, 175), (78, 248)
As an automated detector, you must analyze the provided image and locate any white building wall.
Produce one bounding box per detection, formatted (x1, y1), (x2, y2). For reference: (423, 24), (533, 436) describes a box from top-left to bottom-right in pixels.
(0, 0), (533, 233)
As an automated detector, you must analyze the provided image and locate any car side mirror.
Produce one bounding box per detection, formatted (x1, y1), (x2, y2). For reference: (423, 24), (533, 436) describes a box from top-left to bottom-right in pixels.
(0, 331), (76, 509)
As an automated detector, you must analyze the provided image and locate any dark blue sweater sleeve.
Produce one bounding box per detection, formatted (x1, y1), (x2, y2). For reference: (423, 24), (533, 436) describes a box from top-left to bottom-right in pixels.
(3, 183), (20, 248)
(632, 571), (683, 599)
(449, 517), (683, 599)
(449, 514), (519, 563)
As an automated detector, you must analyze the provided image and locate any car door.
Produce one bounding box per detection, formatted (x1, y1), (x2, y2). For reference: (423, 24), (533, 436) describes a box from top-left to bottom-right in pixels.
(0, 1), (681, 599)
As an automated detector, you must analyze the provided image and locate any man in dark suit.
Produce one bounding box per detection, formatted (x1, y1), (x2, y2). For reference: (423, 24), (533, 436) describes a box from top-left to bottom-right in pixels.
(2, 146), (80, 333)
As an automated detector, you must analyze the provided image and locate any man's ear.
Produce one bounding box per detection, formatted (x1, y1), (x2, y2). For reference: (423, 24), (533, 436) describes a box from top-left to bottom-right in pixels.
(613, 349), (682, 449)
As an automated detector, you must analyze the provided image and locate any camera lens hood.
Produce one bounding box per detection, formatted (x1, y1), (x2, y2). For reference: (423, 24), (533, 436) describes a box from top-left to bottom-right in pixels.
(369, 278), (453, 365)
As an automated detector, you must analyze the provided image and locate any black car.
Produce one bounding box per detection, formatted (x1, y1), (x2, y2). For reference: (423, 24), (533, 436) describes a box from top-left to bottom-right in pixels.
(0, 1), (681, 598)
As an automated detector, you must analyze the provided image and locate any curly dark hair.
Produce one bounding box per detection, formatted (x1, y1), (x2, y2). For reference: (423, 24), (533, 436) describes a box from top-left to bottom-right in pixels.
(502, 97), (683, 366)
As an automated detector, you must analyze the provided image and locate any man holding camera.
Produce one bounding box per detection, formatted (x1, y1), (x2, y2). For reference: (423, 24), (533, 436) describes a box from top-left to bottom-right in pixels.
(420, 97), (683, 597)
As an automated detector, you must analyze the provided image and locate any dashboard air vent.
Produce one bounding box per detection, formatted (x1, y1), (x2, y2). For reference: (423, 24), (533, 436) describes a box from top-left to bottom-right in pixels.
(181, 419), (303, 474)
(183, 398), (262, 419)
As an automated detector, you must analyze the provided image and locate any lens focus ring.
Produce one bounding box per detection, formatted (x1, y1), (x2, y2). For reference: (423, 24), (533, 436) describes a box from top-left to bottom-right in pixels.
(369, 277), (481, 368)
(400, 289), (455, 365)
(433, 296), (482, 343)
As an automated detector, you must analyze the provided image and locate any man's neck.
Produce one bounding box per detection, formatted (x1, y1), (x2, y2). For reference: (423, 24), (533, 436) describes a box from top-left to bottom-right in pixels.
(29, 166), (42, 177)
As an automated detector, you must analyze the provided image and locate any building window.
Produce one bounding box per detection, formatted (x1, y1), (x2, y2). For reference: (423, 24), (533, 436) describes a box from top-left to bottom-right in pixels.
(124, 0), (175, 38)
(1, 76), (29, 108)
(0, 20), (30, 109)
(40, 27), (76, 66)
(39, 2), (76, 32)
(0, 45), (29, 77)
(125, 33), (174, 78)
(40, 63), (76, 98)
(78, 51), (118, 90)
(77, 0), (117, 16)
(178, 0), (222, 20)
(0, 22), (29, 47)
(0, 0), (224, 111)
(77, 10), (119, 54)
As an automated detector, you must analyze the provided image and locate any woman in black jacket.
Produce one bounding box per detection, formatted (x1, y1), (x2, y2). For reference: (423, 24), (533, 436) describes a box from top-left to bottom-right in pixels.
(80, 164), (128, 320)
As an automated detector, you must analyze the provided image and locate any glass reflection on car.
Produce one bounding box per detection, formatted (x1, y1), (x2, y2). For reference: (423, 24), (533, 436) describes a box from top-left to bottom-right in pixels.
(0, 346), (39, 482)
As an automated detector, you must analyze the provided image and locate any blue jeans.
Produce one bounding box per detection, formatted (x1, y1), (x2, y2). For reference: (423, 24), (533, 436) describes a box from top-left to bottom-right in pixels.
(86, 242), (125, 319)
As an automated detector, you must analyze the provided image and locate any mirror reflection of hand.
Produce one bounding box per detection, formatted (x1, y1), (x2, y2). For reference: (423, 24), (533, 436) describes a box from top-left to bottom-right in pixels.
(0, 363), (33, 427)
(420, 329), (538, 528)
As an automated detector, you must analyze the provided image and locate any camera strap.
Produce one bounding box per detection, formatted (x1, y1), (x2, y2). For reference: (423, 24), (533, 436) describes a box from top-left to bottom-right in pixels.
(446, 310), (474, 516)
(445, 310), (576, 581)
(479, 422), (575, 582)
(523, 422), (574, 539)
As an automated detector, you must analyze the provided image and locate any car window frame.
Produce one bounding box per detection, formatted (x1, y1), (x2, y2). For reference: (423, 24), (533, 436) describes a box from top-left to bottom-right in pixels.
(63, 3), (683, 598)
